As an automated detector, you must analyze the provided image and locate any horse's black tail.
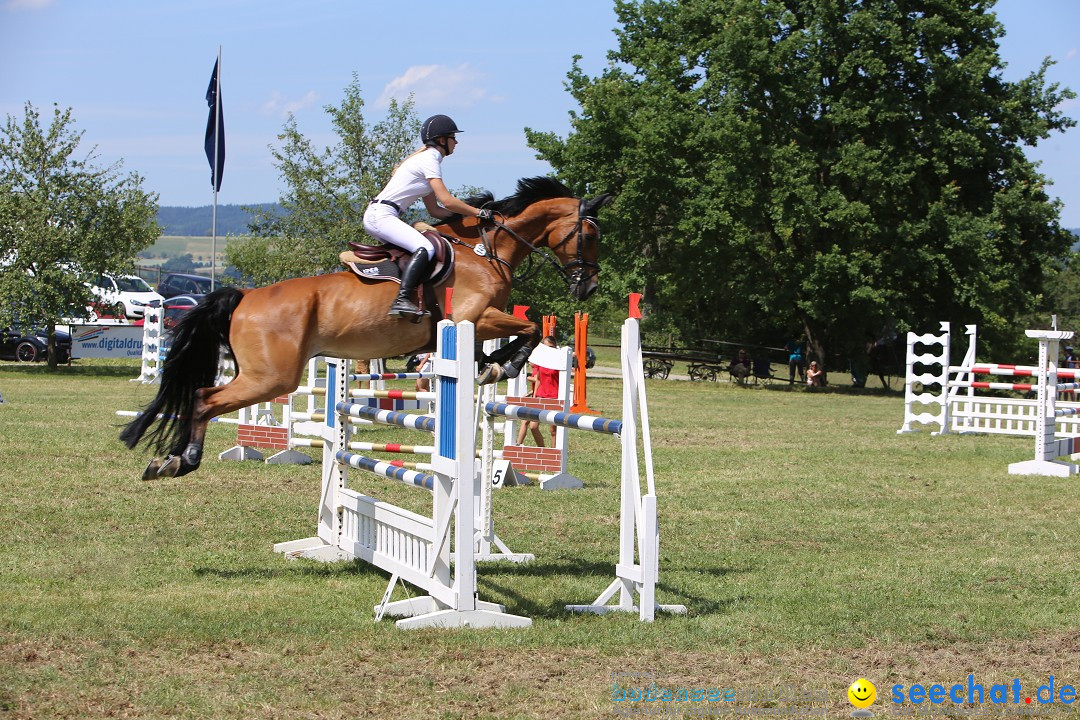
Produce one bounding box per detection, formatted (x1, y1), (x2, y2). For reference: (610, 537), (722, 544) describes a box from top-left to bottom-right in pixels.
(120, 287), (245, 455)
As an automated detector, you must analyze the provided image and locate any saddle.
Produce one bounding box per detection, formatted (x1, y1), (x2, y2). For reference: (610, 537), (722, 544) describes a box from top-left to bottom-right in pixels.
(340, 222), (456, 317)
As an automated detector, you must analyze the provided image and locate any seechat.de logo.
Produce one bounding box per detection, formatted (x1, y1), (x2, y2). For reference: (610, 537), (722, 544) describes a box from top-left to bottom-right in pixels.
(849, 678), (877, 717)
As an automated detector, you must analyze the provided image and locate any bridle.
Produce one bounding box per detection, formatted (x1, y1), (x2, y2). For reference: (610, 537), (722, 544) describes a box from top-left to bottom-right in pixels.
(464, 198), (601, 287)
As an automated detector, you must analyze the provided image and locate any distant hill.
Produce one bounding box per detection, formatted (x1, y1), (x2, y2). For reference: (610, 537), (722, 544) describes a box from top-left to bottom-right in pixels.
(156, 203), (282, 236)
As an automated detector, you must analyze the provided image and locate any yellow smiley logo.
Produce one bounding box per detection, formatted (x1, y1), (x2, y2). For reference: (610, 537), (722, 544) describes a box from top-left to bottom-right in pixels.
(848, 678), (877, 709)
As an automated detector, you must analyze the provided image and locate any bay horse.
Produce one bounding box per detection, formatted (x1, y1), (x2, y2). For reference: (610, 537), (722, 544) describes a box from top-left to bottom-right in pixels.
(121, 177), (611, 480)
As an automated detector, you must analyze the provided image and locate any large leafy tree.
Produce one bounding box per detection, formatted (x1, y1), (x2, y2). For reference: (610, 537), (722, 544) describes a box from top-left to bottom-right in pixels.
(227, 75), (421, 285)
(527, 0), (1075, 369)
(0, 102), (159, 366)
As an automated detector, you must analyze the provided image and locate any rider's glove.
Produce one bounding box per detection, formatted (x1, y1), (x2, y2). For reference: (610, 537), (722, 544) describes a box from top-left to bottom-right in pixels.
(476, 209), (493, 221)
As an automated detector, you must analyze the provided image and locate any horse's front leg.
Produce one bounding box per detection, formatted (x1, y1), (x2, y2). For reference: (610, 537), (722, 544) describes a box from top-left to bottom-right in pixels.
(473, 307), (541, 385)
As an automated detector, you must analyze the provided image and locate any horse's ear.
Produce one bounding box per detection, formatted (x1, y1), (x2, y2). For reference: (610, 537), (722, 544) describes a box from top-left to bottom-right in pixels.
(583, 193), (613, 217)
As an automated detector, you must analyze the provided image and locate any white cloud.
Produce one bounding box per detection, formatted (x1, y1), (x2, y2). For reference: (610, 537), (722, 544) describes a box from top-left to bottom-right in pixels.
(260, 90), (320, 117)
(1065, 48), (1078, 61)
(376, 63), (493, 109)
(3, 0), (52, 9)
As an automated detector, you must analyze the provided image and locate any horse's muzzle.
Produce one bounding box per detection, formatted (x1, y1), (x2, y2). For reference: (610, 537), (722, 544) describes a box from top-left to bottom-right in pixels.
(571, 272), (599, 301)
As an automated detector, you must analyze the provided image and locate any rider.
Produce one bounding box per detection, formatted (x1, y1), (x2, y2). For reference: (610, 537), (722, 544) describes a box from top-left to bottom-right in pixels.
(362, 114), (492, 318)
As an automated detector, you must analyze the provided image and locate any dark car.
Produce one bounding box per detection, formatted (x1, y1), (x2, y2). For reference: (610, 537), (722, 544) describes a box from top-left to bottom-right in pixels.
(156, 273), (213, 299)
(0, 327), (72, 363)
(162, 294), (204, 329)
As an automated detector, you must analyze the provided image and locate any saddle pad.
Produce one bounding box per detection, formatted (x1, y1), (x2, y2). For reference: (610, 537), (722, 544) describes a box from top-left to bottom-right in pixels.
(342, 257), (402, 283)
(340, 243), (455, 286)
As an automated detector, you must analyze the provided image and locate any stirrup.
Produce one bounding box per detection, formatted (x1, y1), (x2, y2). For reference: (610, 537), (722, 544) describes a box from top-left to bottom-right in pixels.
(388, 297), (429, 318)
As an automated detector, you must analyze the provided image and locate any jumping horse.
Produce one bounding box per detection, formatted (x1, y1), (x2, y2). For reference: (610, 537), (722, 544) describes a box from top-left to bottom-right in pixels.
(121, 177), (612, 480)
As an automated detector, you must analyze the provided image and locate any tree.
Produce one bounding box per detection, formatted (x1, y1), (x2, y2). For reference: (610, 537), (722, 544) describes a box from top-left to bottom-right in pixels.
(0, 102), (159, 366)
(526, 0), (1075, 370)
(161, 254), (197, 273)
(227, 76), (421, 285)
(1027, 233), (1080, 336)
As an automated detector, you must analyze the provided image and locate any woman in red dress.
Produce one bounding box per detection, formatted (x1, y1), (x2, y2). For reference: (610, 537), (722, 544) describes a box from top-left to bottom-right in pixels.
(516, 336), (559, 446)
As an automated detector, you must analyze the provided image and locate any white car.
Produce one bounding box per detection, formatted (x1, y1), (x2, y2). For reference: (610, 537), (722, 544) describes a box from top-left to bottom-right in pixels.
(89, 274), (164, 320)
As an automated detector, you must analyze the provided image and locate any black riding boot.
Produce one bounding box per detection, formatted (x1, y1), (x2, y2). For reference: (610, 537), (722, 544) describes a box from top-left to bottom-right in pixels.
(388, 250), (431, 318)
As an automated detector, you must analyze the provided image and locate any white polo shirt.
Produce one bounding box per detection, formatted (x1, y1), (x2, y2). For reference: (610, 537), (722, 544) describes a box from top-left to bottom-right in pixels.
(375, 147), (444, 210)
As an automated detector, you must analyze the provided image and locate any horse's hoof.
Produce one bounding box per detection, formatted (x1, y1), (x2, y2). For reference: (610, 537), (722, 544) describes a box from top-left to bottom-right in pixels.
(477, 363), (505, 385)
(146, 455), (183, 479)
(159, 455), (182, 477)
(141, 458), (162, 481)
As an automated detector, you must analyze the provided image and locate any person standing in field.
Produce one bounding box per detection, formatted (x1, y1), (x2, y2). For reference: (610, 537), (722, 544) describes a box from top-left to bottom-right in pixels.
(516, 337), (560, 446)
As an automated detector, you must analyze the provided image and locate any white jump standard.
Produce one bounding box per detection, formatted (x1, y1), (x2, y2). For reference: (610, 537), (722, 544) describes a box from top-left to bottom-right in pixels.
(482, 314), (687, 621)
(1008, 329), (1080, 477)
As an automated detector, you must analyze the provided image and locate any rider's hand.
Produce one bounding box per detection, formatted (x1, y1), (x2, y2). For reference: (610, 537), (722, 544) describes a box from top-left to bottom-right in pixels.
(476, 208), (493, 221)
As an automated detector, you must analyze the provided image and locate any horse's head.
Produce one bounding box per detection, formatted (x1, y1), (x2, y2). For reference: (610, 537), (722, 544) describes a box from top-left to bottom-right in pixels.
(461, 177), (613, 301)
(546, 193), (613, 301)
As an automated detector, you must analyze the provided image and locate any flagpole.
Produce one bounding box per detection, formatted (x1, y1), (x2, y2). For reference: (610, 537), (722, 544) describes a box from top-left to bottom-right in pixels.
(211, 45), (221, 291)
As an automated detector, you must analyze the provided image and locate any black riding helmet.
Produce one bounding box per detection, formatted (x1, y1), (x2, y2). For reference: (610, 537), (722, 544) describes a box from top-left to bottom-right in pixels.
(421, 114), (462, 149)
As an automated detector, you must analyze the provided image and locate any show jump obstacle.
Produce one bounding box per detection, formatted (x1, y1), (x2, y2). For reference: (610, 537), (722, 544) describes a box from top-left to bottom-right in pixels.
(274, 320), (531, 629)
(899, 322), (1080, 476)
(1006, 329), (1080, 476)
(275, 297), (685, 627)
(898, 322), (1080, 437)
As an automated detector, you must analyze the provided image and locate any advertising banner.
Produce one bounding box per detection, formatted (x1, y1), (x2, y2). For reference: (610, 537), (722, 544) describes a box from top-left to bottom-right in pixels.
(68, 324), (144, 359)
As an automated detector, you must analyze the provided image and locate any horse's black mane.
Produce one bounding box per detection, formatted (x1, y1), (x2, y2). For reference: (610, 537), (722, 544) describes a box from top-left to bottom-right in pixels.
(435, 176), (575, 224)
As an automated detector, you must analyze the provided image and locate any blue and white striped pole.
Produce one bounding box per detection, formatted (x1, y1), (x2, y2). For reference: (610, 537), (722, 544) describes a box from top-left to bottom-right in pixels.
(336, 402), (436, 432)
(483, 402), (622, 436)
(336, 450), (435, 491)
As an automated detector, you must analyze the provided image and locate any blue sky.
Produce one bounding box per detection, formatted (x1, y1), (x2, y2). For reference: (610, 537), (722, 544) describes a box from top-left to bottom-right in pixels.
(1, 0), (1077, 226)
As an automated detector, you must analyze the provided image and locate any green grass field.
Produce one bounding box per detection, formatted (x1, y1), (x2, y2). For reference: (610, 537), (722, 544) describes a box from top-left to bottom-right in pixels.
(1, 358), (1078, 719)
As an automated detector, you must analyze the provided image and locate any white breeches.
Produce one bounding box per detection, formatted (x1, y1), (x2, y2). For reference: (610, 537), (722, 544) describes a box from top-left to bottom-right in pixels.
(362, 204), (434, 260)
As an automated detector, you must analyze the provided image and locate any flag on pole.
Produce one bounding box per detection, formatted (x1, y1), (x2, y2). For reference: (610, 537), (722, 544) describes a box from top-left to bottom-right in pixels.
(204, 58), (225, 192)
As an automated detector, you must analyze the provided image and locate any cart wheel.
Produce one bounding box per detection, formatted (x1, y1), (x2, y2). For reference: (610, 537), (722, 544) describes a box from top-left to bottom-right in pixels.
(644, 359), (671, 380)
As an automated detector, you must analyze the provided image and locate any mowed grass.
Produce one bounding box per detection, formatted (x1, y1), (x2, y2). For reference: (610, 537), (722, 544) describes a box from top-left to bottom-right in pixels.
(1, 358), (1078, 719)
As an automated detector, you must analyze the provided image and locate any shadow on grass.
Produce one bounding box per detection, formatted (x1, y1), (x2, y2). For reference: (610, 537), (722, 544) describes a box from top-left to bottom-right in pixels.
(0, 362), (139, 378)
(477, 558), (746, 619)
(193, 557), (746, 619)
(480, 574), (747, 620)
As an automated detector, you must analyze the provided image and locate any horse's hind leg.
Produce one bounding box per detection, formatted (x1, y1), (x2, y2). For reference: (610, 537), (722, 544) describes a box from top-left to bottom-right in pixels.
(146, 371), (303, 479)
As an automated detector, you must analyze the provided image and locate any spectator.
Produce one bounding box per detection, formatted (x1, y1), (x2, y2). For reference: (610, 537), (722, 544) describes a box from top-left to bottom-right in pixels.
(1065, 345), (1078, 369)
(785, 337), (805, 384)
(729, 348), (752, 383)
(516, 336), (559, 446)
(413, 352), (432, 392)
(867, 333), (895, 388)
(806, 360), (824, 388)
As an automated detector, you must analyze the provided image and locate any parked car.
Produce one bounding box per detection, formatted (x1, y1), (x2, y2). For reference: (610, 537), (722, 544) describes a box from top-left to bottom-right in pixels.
(156, 273), (214, 299)
(89, 273), (164, 319)
(0, 327), (72, 363)
(162, 294), (204, 329)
